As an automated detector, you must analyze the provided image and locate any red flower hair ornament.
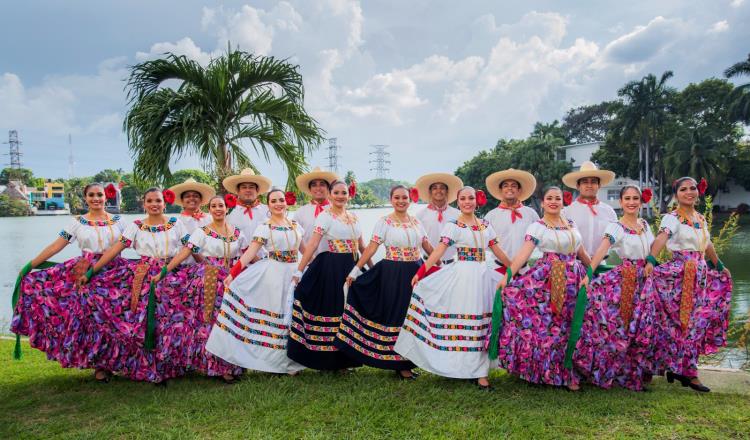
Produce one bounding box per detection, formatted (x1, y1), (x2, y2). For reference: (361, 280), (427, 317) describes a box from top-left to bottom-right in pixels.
(162, 189), (176, 205)
(697, 178), (708, 196)
(409, 187), (419, 203)
(563, 191), (573, 206)
(104, 183), (117, 200)
(641, 188), (653, 204)
(348, 181), (357, 198)
(224, 193), (237, 209)
(284, 191), (297, 206)
(476, 189), (487, 207)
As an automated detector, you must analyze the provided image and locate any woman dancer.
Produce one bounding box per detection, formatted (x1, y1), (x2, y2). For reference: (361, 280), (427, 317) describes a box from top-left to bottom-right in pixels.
(206, 189), (306, 375)
(337, 185), (434, 379)
(642, 177), (732, 392)
(287, 180), (367, 371)
(394, 187), (511, 390)
(11, 183), (127, 381)
(78, 187), (189, 383)
(151, 195), (246, 383)
(575, 185), (656, 390)
(496, 186), (592, 391)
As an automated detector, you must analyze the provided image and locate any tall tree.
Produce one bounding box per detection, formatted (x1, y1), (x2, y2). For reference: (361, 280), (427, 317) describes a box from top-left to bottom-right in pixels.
(124, 46), (325, 189)
(561, 101), (619, 144)
(724, 53), (750, 124)
(615, 71), (676, 210)
(664, 128), (728, 194)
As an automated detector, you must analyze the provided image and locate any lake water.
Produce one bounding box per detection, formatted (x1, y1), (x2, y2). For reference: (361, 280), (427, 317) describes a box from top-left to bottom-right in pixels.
(1, 207), (748, 366)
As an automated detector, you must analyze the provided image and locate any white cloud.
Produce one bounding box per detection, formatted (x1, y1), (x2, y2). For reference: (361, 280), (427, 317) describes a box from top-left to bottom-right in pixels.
(731, 0), (745, 7)
(135, 37), (212, 64)
(708, 20), (730, 33)
(600, 16), (684, 65)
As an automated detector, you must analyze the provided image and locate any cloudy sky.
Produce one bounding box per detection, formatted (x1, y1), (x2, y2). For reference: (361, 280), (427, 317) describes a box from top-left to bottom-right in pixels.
(1, 0), (748, 186)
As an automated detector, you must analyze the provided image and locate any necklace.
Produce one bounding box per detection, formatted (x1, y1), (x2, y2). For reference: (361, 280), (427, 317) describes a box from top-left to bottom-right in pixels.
(209, 221), (232, 268)
(388, 213), (416, 248)
(268, 217), (298, 253)
(145, 216), (169, 259)
(676, 208), (708, 253)
(85, 212), (114, 250)
(459, 213), (484, 254)
(542, 215), (574, 254)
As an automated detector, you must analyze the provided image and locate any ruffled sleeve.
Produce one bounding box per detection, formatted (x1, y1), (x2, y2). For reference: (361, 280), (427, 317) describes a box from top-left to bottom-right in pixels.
(253, 223), (271, 245)
(186, 227), (207, 254)
(642, 219), (656, 245)
(524, 221), (545, 246)
(658, 214), (679, 238)
(370, 217), (388, 245)
(312, 211), (333, 236)
(603, 222), (622, 245)
(119, 221), (139, 248)
(59, 217), (80, 243)
(416, 220), (429, 242)
(485, 223), (499, 248)
(438, 222), (457, 247)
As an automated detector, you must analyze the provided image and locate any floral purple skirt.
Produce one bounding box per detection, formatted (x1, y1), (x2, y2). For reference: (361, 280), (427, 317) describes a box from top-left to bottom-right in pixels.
(83, 256), (188, 382)
(497, 252), (586, 387)
(574, 259), (656, 390)
(641, 250), (733, 378)
(160, 257), (242, 377)
(11, 253), (127, 369)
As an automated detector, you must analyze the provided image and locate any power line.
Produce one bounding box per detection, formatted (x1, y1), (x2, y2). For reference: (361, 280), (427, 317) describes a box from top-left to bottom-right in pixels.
(369, 144), (390, 180)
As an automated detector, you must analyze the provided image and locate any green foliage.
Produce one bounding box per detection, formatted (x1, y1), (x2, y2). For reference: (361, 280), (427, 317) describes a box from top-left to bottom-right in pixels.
(92, 169), (124, 185)
(124, 45), (324, 189)
(0, 194), (29, 216)
(724, 53), (750, 124)
(363, 178), (412, 201)
(561, 101), (619, 144)
(0, 168), (36, 186)
(343, 170), (380, 207)
(163, 169), (217, 189)
(63, 177), (93, 214)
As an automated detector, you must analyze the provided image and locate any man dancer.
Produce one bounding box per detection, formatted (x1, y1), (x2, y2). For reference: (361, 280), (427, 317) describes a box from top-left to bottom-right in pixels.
(169, 178), (215, 233)
(562, 161), (617, 266)
(484, 169), (539, 273)
(223, 168), (272, 246)
(414, 172), (463, 264)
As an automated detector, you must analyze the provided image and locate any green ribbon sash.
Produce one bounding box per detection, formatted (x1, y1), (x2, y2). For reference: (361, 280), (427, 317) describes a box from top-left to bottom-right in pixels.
(144, 266), (167, 351)
(564, 266), (593, 370)
(11, 260), (60, 360)
(488, 270), (512, 360)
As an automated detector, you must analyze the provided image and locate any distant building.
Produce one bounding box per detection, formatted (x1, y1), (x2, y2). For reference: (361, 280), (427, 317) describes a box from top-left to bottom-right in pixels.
(558, 141), (750, 211)
(29, 180), (66, 210)
(2, 180), (30, 202)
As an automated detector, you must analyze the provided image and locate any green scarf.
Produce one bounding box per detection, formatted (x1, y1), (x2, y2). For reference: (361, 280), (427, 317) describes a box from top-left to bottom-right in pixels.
(488, 270), (512, 360)
(564, 266), (594, 370)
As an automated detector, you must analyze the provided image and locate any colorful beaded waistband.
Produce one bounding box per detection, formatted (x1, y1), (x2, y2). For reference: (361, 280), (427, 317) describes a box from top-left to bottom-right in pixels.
(456, 247), (484, 262)
(384, 246), (421, 262)
(327, 239), (356, 253)
(269, 250), (298, 263)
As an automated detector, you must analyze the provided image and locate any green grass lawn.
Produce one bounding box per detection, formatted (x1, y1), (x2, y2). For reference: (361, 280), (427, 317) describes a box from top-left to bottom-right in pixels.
(1, 340), (749, 439)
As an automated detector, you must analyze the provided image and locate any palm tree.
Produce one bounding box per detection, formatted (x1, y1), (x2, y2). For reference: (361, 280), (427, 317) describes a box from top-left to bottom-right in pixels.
(616, 71), (676, 211)
(664, 128), (729, 193)
(724, 53), (750, 124)
(124, 47), (325, 188)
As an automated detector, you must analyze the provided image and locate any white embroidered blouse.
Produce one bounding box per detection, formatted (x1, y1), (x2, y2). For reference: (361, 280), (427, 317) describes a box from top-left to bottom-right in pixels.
(370, 215), (428, 262)
(658, 212), (711, 252)
(118, 217), (188, 259)
(59, 214), (127, 254)
(312, 210), (362, 254)
(603, 220), (655, 260)
(524, 220), (583, 255)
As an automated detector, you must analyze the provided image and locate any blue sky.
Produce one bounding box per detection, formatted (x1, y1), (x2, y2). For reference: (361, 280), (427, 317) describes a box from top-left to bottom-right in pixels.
(1, 0), (748, 186)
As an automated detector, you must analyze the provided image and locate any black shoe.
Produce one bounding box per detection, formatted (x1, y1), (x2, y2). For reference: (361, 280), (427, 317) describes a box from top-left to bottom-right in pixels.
(395, 370), (416, 381)
(154, 380), (168, 387)
(474, 379), (493, 391)
(94, 369), (111, 384)
(687, 380), (711, 392)
(221, 375), (239, 384)
(666, 371), (689, 386)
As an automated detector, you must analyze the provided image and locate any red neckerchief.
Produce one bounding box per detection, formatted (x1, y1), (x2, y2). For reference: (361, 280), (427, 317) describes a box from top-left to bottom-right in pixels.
(237, 199), (261, 219)
(180, 210), (205, 221)
(311, 199), (330, 217)
(576, 197), (599, 215)
(498, 202), (523, 223)
(427, 204), (448, 222)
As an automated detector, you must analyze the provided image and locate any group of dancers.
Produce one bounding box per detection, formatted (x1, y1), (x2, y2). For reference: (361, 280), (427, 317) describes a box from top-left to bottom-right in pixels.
(11, 161), (733, 392)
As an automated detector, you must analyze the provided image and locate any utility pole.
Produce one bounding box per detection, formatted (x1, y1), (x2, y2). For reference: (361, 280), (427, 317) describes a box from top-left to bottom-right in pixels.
(369, 144), (390, 180)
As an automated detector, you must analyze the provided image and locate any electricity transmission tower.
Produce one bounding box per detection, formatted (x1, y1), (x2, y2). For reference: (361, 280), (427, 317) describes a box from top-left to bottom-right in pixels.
(327, 138), (340, 174)
(369, 144), (390, 180)
(4, 130), (23, 180)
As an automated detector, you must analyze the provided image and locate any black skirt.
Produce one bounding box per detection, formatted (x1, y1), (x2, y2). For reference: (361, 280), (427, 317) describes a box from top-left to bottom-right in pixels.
(335, 259), (419, 370)
(287, 252), (362, 370)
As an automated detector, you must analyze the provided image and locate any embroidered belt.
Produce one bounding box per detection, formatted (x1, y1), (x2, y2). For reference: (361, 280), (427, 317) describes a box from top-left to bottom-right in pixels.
(327, 239), (356, 253)
(385, 246), (420, 262)
(202, 266), (219, 322)
(130, 261), (150, 313)
(680, 259), (697, 331)
(269, 250), (298, 263)
(456, 247), (484, 262)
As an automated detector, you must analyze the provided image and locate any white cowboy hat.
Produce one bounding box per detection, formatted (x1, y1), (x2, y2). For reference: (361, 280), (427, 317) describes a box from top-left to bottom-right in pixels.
(414, 173), (464, 204)
(222, 168), (272, 194)
(485, 169), (537, 202)
(562, 161), (615, 189)
(295, 166), (339, 196)
(169, 178), (216, 207)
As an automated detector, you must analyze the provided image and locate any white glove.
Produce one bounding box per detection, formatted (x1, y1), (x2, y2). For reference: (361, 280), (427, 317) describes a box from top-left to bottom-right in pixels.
(347, 266), (363, 281)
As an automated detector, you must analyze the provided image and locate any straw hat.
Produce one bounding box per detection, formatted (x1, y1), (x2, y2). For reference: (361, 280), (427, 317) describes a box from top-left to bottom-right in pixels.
(562, 161), (615, 189)
(295, 166), (339, 196)
(169, 178), (215, 207)
(414, 173), (464, 203)
(222, 168), (272, 194)
(485, 169), (537, 202)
